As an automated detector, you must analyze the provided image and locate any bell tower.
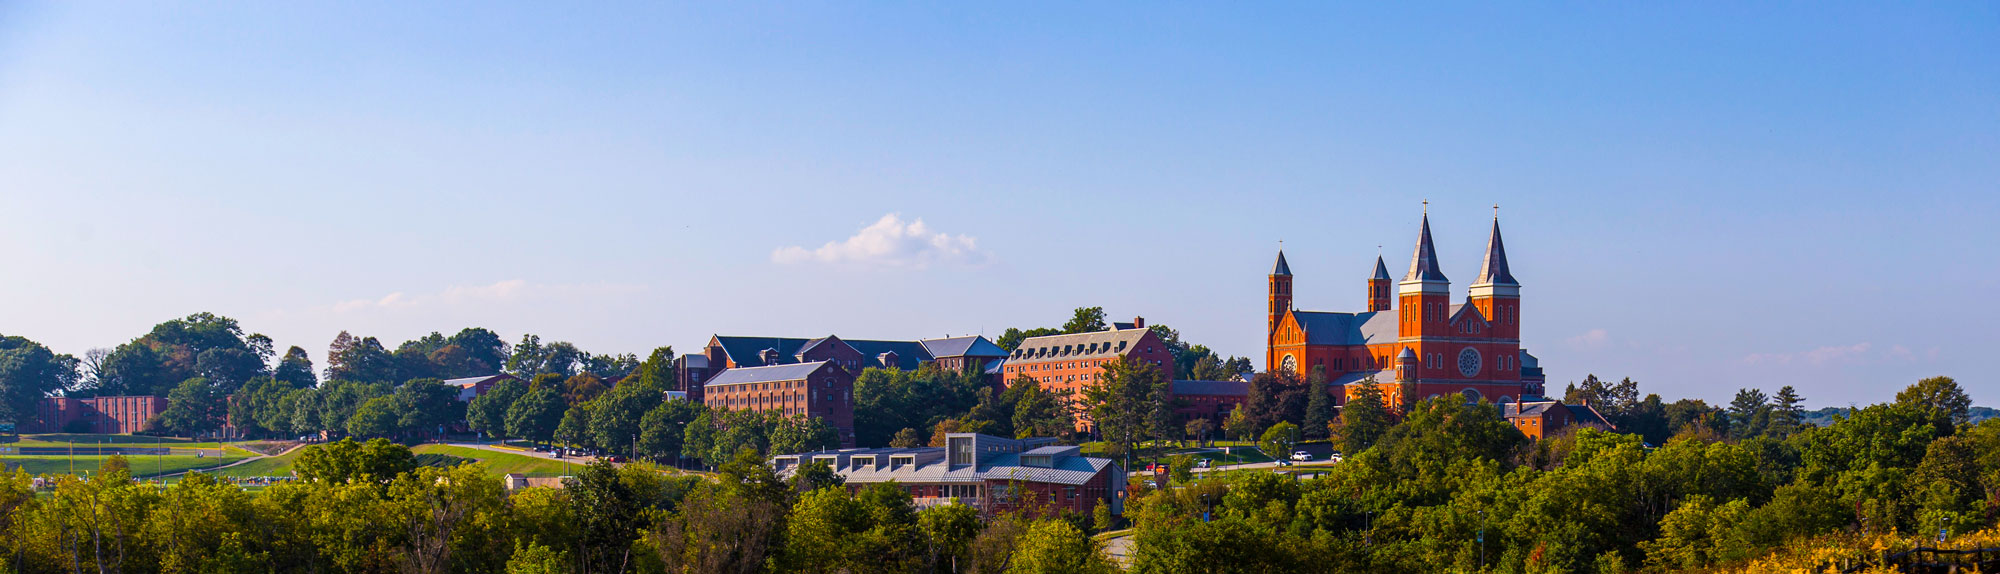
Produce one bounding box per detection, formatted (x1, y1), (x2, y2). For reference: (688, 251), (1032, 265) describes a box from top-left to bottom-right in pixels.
(1366, 255), (1393, 312)
(1269, 250), (1293, 337)
(1398, 208), (1451, 380)
(1469, 211), (1521, 342)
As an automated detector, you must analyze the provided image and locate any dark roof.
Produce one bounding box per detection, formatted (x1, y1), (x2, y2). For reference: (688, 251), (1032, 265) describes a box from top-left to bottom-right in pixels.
(1567, 403), (1615, 428)
(1404, 213), (1449, 282)
(1504, 401), (1561, 418)
(1290, 311), (1397, 346)
(441, 374), (514, 388)
(711, 335), (932, 370)
(1272, 250), (1292, 276)
(1009, 329), (1156, 361)
(1372, 255), (1391, 280)
(1474, 218), (1518, 286)
(705, 361), (835, 386)
(921, 336), (1009, 359)
(1173, 380), (1249, 396)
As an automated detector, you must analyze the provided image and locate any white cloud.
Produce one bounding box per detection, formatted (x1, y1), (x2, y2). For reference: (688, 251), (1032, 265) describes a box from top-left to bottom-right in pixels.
(772, 213), (988, 268)
(1565, 328), (1611, 350)
(1743, 342), (1872, 366)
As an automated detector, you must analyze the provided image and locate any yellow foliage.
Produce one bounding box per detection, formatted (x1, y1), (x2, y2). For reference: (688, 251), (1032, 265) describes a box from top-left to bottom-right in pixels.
(1716, 527), (2000, 574)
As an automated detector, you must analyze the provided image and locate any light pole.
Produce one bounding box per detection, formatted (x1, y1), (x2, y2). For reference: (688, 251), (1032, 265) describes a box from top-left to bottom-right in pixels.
(1477, 509), (1486, 571)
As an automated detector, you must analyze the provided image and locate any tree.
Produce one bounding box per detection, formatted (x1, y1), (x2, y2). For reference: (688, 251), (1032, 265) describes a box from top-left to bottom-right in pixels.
(0, 334), (79, 425)
(1080, 357), (1170, 469)
(1339, 376), (1390, 454)
(1768, 386), (1806, 438)
(294, 437), (417, 483)
(1301, 367), (1334, 439)
(1259, 422), (1300, 459)
(588, 375), (664, 455)
(770, 414), (841, 455)
(890, 427), (923, 448)
(1728, 388), (1772, 439)
(393, 378), (461, 439)
(506, 386), (566, 445)
(346, 396), (401, 438)
(272, 346), (318, 387)
(1241, 369), (1308, 432)
(637, 399), (703, 462)
(466, 377), (526, 438)
(1222, 408), (1255, 442)
(919, 502), (982, 573)
(325, 332), (396, 383)
(1897, 376), (1973, 434)
(557, 402), (595, 449)
(565, 460), (646, 573)
(446, 327), (510, 375)
(1008, 377), (1074, 439)
(625, 346), (677, 391)
(1061, 307), (1107, 334)
(995, 327), (1060, 352)
(1185, 418), (1213, 447)
(1007, 519), (1114, 574)
(158, 377), (226, 436)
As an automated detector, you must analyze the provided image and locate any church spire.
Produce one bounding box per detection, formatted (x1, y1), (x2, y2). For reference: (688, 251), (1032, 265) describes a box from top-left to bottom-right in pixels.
(1473, 215), (1517, 286)
(1404, 212), (1448, 283)
(1272, 250), (1292, 276)
(1372, 255), (1391, 280)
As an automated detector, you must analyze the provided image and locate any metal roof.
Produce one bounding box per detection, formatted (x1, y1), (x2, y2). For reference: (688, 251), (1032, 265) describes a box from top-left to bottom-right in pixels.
(1272, 251), (1292, 276)
(920, 336), (1009, 359)
(1173, 379), (1249, 396)
(704, 361), (834, 386)
(1404, 213), (1450, 282)
(1289, 311), (1396, 346)
(1009, 329), (1155, 361)
(712, 335), (932, 370)
(441, 374), (513, 388)
(1372, 255), (1392, 280)
(1474, 218), (1519, 286)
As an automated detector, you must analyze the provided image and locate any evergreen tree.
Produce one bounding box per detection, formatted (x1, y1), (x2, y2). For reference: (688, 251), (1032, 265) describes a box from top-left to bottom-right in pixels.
(1728, 388), (1772, 440)
(1340, 376), (1390, 454)
(1301, 366), (1335, 439)
(1768, 386), (1806, 438)
(271, 346), (318, 387)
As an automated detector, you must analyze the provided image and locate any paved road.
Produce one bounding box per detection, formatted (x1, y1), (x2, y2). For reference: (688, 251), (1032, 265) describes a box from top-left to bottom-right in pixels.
(1101, 532), (1135, 568)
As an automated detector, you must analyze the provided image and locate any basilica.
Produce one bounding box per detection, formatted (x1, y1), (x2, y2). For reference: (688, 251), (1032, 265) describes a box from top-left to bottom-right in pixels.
(1266, 211), (1546, 408)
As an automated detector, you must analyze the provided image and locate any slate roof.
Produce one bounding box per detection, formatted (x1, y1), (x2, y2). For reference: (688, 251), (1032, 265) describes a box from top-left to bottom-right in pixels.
(1474, 218), (1519, 286)
(711, 336), (813, 367)
(1009, 329), (1155, 361)
(921, 336), (1009, 359)
(1289, 311), (1398, 346)
(1567, 403), (1615, 429)
(1333, 370), (1397, 387)
(1272, 251), (1292, 276)
(1372, 256), (1392, 280)
(1504, 401), (1561, 418)
(710, 335), (932, 370)
(704, 361), (834, 387)
(846, 339), (932, 370)
(1172, 380), (1250, 396)
(1405, 213), (1449, 282)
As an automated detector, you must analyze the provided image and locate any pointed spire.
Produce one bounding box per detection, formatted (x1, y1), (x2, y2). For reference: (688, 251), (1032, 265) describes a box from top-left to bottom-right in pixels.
(1474, 215), (1517, 286)
(1404, 212), (1448, 282)
(1371, 255), (1391, 280)
(1272, 250), (1292, 276)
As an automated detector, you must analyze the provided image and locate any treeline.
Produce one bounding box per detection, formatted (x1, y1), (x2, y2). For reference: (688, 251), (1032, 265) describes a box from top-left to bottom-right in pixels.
(0, 441), (1117, 574)
(1125, 376), (1999, 573)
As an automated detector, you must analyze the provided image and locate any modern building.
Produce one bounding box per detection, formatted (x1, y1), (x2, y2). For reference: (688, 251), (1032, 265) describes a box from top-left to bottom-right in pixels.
(770, 432), (1125, 517)
(1503, 401), (1615, 439)
(442, 374), (517, 402)
(28, 396), (168, 434)
(1266, 210), (1547, 411)
(703, 361), (857, 447)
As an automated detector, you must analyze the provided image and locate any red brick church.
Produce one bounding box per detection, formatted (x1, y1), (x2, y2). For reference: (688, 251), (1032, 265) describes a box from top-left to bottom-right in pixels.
(1266, 209), (1546, 409)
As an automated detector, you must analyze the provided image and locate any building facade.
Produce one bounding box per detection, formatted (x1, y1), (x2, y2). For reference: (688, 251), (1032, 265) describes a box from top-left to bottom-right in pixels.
(1503, 400), (1615, 440)
(1267, 211), (1547, 410)
(996, 323), (1177, 430)
(770, 433), (1125, 517)
(1171, 379), (1249, 427)
(702, 361), (858, 447)
(29, 396), (168, 434)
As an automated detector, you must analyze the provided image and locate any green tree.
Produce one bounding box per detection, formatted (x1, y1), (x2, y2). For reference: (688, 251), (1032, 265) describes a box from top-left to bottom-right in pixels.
(770, 414), (841, 455)
(637, 399), (703, 461)
(995, 327), (1061, 352)
(325, 331), (398, 383)
(557, 401), (596, 449)
(1259, 422), (1300, 460)
(1727, 388), (1771, 439)
(294, 437), (417, 483)
(505, 541), (571, 574)
(506, 386), (566, 445)
(1062, 307), (1107, 334)
(393, 378), (461, 439)
(1897, 375), (1973, 434)
(1339, 376), (1390, 455)
(919, 502), (982, 573)
(466, 376), (526, 438)
(159, 377), (226, 436)
(1301, 367), (1335, 439)
(0, 334), (79, 425)
(1007, 519), (1114, 574)
(1767, 385), (1806, 438)
(1081, 357), (1170, 469)
(345, 395), (401, 438)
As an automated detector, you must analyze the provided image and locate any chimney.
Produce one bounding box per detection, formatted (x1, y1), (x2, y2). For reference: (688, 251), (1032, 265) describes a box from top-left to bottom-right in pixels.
(1132, 316), (1145, 329)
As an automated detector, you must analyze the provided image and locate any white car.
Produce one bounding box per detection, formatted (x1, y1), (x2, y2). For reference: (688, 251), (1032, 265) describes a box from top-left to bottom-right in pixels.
(1290, 451), (1313, 462)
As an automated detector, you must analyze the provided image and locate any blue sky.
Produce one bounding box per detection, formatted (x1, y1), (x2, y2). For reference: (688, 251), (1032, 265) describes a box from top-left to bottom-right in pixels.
(1, 2), (1995, 408)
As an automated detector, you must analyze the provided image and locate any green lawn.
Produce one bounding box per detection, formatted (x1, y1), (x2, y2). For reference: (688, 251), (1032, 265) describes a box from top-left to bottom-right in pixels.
(1, 454), (249, 478)
(13, 434), (228, 449)
(411, 445), (575, 477)
(207, 448), (305, 478)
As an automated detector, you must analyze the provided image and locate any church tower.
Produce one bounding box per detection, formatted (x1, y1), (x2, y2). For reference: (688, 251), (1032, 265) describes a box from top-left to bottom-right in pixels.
(1398, 211), (1451, 378)
(1469, 215), (1521, 341)
(1367, 256), (1393, 312)
(1269, 250), (1293, 336)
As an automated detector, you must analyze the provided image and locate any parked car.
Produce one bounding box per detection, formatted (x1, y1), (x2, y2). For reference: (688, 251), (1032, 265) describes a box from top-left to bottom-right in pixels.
(1290, 451), (1313, 461)
(1195, 459), (1212, 469)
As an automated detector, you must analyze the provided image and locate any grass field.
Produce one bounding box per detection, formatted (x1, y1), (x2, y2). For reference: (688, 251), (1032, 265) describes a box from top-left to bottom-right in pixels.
(206, 447), (306, 478)
(1, 453), (249, 478)
(11, 434), (228, 449)
(411, 445), (575, 477)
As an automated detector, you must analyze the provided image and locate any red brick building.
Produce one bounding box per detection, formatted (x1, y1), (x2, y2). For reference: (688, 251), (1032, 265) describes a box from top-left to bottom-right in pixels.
(1503, 400), (1615, 439)
(997, 323), (1176, 430)
(28, 396), (168, 434)
(1171, 379), (1249, 427)
(770, 433), (1125, 517)
(1267, 211), (1547, 411)
(703, 361), (857, 447)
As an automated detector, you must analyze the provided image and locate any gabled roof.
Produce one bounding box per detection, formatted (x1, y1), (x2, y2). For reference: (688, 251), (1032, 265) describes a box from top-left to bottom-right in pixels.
(1567, 403), (1615, 429)
(711, 336), (813, 368)
(1289, 311), (1397, 346)
(1473, 218), (1518, 286)
(921, 336), (1009, 359)
(704, 361), (835, 386)
(846, 339), (932, 370)
(711, 335), (931, 370)
(1272, 250), (1292, 276)
(1504, 401), (1561, 418)
(795, 335), (846, 359)
(1009, 329), (1156, 361)
(1404, 213), (1449, 283)
(1449, 304), (1488, 327)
